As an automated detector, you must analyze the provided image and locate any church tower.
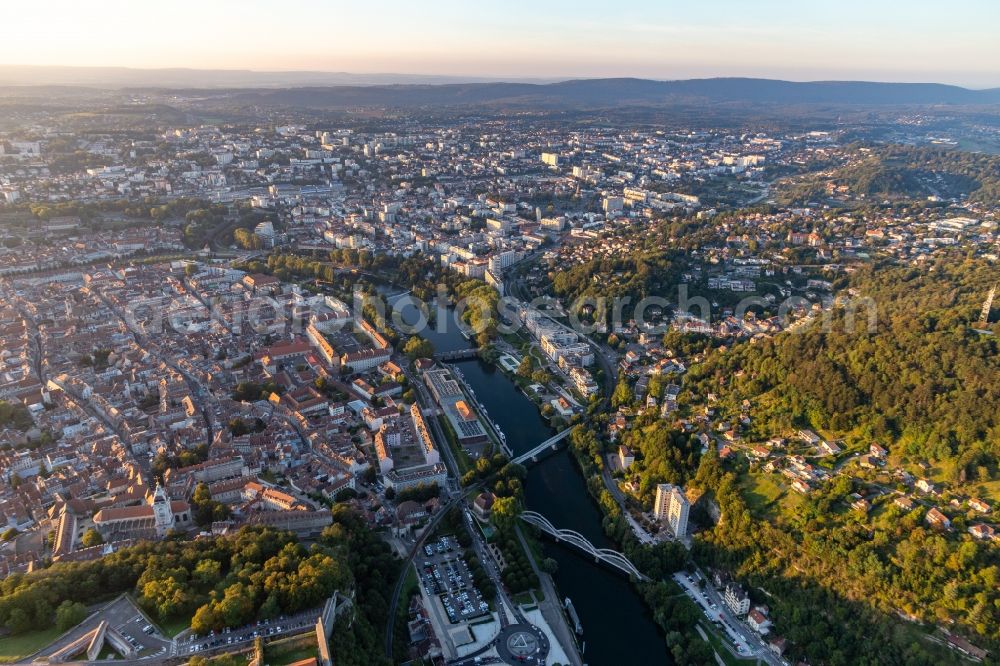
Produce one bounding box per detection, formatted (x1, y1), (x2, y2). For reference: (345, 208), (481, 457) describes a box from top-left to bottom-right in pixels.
(151, 484), (174, 537)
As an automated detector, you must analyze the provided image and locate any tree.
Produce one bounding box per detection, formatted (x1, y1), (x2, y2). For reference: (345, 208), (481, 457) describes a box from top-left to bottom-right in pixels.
(81, 528), (104, 548)
(612, 378), (634, 408)
(229, 417), (250, 437)
(233, 228), (263, 250)
(516, 356), (535, 378)
(0, 520), (395, 663)
(259, 593), (281, 620)
(190, 604), (220, 634)
(55, 600), (87, 632)
(491, 496), (521, 533)
(0, 401), (33, 431)
(402, 336), (434, 360)
(6, 607), (33, 634)
(647, 373), (665, 401)
(212, 583), (255, 627)
(193, 559), (222, 587)
(191, 483), (230, 527)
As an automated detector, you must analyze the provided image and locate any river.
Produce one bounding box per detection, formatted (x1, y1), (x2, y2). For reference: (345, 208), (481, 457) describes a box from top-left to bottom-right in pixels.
(390, 296), (670, 666)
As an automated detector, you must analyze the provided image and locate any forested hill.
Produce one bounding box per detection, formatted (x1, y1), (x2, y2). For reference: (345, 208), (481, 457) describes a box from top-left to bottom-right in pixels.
(777, 145), (1000, 204)
(679, 257), (1000, 663)
(687, 257), (1000, 477)
(4, 68), (999, 106)
(218, 78), (1000, 109)
(10, 76), (988, 108)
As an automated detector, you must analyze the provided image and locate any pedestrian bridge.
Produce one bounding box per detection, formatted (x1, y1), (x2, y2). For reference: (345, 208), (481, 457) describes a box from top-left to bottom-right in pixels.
(510, 428), (574, 465)
(519, 511), (649, 581)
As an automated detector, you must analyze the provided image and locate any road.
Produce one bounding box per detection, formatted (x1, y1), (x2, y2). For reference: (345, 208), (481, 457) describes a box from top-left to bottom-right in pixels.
(384, 350), (476, 658)
(383, 361), (501, 656)
(505, 266), (782, 665)
(383, 494), (463, 658)
(178, 609), (319, 658)
(386, 354), (567, 663)
(673, 572), (783, 666)
(505, 261), (618, 409)
(439, 510), (555, 666)
(513, 524), (583, 666)
(463, 507), (522, 625)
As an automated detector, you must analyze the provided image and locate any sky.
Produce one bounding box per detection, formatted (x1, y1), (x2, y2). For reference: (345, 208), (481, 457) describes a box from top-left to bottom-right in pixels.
(2, 0), (999, 86)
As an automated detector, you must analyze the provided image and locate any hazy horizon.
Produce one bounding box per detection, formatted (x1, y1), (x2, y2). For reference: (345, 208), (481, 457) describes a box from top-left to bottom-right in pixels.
(2, 0), (999, 88)
(2, 63), (1000, 90)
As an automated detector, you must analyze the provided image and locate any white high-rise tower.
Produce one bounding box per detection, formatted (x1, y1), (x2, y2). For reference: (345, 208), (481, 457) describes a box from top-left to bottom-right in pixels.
(653, 483), (690, 538)
(667, 486), (690, 538)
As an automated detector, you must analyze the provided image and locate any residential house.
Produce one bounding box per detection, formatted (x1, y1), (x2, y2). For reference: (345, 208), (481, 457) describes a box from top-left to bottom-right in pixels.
(747, 609), (771, 635)
(968, 524), (995, 541)
(925, 507), (951, 529)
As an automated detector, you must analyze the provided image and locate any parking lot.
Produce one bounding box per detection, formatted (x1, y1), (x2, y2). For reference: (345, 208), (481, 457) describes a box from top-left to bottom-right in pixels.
(420, 535), (490, 624)
(180, 610), (319, 656)
(113, 605), (171, 659)
(33, 595), (173, 661)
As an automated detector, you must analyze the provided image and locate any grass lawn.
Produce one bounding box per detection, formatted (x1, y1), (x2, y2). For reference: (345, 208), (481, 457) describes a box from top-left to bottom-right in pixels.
(662, 581), (754, 665)
(391, 563), (421, 662)
(513, 591), (535, 606)
(203, 653), (252, 665)
(697, 622), (758, 666)
(158, 616), (191, 638)
(400, 564), (420, 610)
(739, 472), (786, 518)
(437, 415), (473, 475)
(975, 479), (1000, 504)
(266, 645), (318, 666)
(0, 626), (65, 663)
(776, 489), (807, 518)
(397, 566), (420, 631)
(519, 528), (546, 562)
(500, 330), (530, 348)
(266, 632), (320, 665)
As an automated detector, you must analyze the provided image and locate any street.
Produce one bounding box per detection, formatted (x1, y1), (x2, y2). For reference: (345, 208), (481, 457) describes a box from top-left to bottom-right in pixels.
(672, 572), (784, 666)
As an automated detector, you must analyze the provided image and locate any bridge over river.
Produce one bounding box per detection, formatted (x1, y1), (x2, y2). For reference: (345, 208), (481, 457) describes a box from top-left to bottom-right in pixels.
(519, 511), (649, 581)
(510, 428), (574, 465)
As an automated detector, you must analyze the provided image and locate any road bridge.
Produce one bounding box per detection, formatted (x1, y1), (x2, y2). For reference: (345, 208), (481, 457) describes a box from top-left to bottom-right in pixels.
(434, 348), (481, 361)
(510, 428), (574, 465)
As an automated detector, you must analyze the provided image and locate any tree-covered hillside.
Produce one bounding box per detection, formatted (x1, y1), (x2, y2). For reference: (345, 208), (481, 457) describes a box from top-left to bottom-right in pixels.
(677, 256), (1000, 662)
(777, 144), (1000, 204)
(690, 449), (999, 666)
(688, 257), (1000, 478)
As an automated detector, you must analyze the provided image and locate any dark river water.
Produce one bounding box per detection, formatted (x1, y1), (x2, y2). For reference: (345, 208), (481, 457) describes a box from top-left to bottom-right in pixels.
(391, 296), (670, 665)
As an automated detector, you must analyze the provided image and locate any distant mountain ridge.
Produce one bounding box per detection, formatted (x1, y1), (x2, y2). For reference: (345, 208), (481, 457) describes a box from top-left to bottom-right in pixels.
(1, 66), (999, 107)
(0, 64), (558, 88)
(219, 77), (1000, 108)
